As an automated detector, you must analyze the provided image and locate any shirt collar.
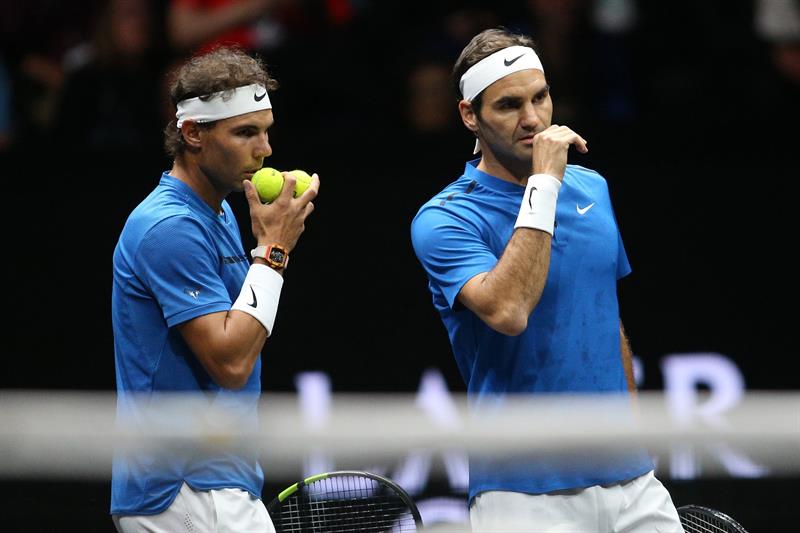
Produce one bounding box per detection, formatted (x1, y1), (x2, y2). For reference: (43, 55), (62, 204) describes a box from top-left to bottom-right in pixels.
(159, 172), (228, 221)
(463, 158), (526, 194)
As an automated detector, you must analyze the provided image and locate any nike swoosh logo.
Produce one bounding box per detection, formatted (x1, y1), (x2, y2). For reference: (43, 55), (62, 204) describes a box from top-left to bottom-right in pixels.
(254, 91), (267, 102)
(504, 54), (524, 67)
(577, 202), (595, 215)
(527, 186), (538, 210)
(247, 286), (258, 308)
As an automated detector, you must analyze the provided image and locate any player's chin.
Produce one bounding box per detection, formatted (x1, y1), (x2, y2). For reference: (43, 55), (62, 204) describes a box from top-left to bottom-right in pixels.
(513, 144), (533, 159)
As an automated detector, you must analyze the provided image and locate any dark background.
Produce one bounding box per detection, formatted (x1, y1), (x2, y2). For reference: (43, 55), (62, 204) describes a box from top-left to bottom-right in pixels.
(2, 0), (798, 530)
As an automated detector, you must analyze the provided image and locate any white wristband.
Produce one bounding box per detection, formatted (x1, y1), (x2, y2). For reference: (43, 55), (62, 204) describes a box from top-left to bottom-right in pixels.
(514, 174), (562, 235)
(231, 264), (284, 336)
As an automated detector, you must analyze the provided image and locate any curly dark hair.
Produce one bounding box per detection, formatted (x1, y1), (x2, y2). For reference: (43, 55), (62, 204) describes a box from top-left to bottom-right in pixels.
(164, 46), (278, 157)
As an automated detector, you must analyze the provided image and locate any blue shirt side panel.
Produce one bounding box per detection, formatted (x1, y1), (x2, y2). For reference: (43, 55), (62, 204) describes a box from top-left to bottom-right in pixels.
(111, 175), (262, 515)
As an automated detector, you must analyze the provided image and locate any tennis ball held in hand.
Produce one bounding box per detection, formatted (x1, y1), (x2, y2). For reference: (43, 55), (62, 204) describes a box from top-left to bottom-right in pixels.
(252, 167), (312, 203)
(252, 167), (283, 202)
(287, 170), (312, 198)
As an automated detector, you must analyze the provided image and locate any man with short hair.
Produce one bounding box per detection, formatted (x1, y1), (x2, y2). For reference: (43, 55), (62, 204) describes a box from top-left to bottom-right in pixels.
(411, 28), (683, 531)
(111, 46), (318, 532)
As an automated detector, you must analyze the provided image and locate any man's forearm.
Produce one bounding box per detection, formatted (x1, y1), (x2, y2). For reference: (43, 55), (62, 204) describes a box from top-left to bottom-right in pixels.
(178, 310), (268, 390)
(620, 322), (636, 394)
(486, 227), (552, 311)
(459, 227), (552, 335)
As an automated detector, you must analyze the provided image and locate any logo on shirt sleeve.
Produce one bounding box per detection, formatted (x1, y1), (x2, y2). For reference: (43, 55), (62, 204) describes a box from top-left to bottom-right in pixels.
(184, 288), (201, 299)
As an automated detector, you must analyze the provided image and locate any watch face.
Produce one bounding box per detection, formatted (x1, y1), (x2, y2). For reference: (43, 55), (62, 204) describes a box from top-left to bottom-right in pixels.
(268, 248), (286, 265)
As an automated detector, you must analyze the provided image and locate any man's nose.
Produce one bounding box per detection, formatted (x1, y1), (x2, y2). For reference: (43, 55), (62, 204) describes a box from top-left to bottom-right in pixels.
(520, 101), (540, 130)
(254, 133), (272, 159)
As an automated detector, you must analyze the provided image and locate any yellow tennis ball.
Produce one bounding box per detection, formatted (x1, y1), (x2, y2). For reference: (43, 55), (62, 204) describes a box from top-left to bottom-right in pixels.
(252, 167), (284, 203)
(287, 170), (312, 198)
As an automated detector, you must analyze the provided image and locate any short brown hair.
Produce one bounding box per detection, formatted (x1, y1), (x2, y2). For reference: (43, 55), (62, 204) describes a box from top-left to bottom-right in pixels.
(452, 28), (537, 116)
(164, 47), (278, 157)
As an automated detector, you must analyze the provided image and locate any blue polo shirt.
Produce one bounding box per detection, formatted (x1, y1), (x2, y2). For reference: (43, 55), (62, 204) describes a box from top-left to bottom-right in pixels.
(411, 160), (653, 500)
(111, 173), (263, 515)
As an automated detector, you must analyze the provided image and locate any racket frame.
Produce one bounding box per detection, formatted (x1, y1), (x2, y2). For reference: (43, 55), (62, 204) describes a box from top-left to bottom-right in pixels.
(267, 470), (423, 530)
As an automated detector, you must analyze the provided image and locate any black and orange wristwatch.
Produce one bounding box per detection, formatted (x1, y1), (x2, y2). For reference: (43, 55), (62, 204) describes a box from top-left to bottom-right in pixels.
(251, 244), (289, 270)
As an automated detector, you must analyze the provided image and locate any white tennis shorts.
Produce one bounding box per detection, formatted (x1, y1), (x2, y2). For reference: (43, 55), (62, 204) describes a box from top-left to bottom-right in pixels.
(113, 482), (275, 533)
(470, 470), (684, 532)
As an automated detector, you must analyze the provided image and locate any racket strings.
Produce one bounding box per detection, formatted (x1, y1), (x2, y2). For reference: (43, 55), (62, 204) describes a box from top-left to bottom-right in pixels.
(281, 498), (415, 531)
(275, 476), (418, 532)
(680, 510), (739, 533)
(280, 501), (414, 531)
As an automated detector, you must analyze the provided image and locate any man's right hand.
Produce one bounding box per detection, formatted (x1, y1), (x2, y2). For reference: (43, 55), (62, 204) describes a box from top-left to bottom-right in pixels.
(531, 125), (588, 181)
(243, 172), (320, 252)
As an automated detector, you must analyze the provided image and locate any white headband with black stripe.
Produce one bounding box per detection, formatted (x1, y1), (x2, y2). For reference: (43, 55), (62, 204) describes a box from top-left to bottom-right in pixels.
(459, 46), (544, 102)
(175, 84), (272, 128)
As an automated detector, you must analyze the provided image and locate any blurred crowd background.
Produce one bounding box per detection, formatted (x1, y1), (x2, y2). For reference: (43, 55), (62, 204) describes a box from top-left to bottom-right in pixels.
(3, 0), (798, 391)
(2, 0), (799, 529)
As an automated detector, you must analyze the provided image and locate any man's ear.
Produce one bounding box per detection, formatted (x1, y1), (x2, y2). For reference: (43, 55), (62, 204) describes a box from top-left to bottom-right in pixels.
(458, 100), (479, 133)
(181, 121), (203, 149)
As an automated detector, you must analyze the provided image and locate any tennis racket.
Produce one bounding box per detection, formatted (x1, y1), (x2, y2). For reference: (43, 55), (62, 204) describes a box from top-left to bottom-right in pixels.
(267, 470), (423, 532)
(678, 504), (749, 533)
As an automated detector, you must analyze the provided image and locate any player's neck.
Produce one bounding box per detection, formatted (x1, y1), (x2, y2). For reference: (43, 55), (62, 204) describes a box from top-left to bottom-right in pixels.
(169, 158), (225, 213)
(476, 150), (528, 186)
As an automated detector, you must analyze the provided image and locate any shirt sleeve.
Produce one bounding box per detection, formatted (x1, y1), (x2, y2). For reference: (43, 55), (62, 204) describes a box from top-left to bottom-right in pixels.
(136, 215), (233, 327)
(411, 205), (499, 309)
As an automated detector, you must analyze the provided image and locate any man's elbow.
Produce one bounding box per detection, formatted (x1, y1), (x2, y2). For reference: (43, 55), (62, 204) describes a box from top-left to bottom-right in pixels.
(210, 361), (252, 390)
(485, 307), (529, 336)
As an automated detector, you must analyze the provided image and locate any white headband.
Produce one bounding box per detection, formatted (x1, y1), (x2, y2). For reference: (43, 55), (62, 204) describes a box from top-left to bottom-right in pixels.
(175, 83), (272, 128)
(460, 46), (545, 153)
(459, 46), (544, 102)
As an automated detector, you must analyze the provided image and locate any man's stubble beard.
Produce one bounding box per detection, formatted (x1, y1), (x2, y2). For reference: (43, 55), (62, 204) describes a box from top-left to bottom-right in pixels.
(488, 140), (532, 182)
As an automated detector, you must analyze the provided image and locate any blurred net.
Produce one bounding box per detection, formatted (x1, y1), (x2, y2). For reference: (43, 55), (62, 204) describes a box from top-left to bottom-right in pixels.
(1, 390), (797, 480)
